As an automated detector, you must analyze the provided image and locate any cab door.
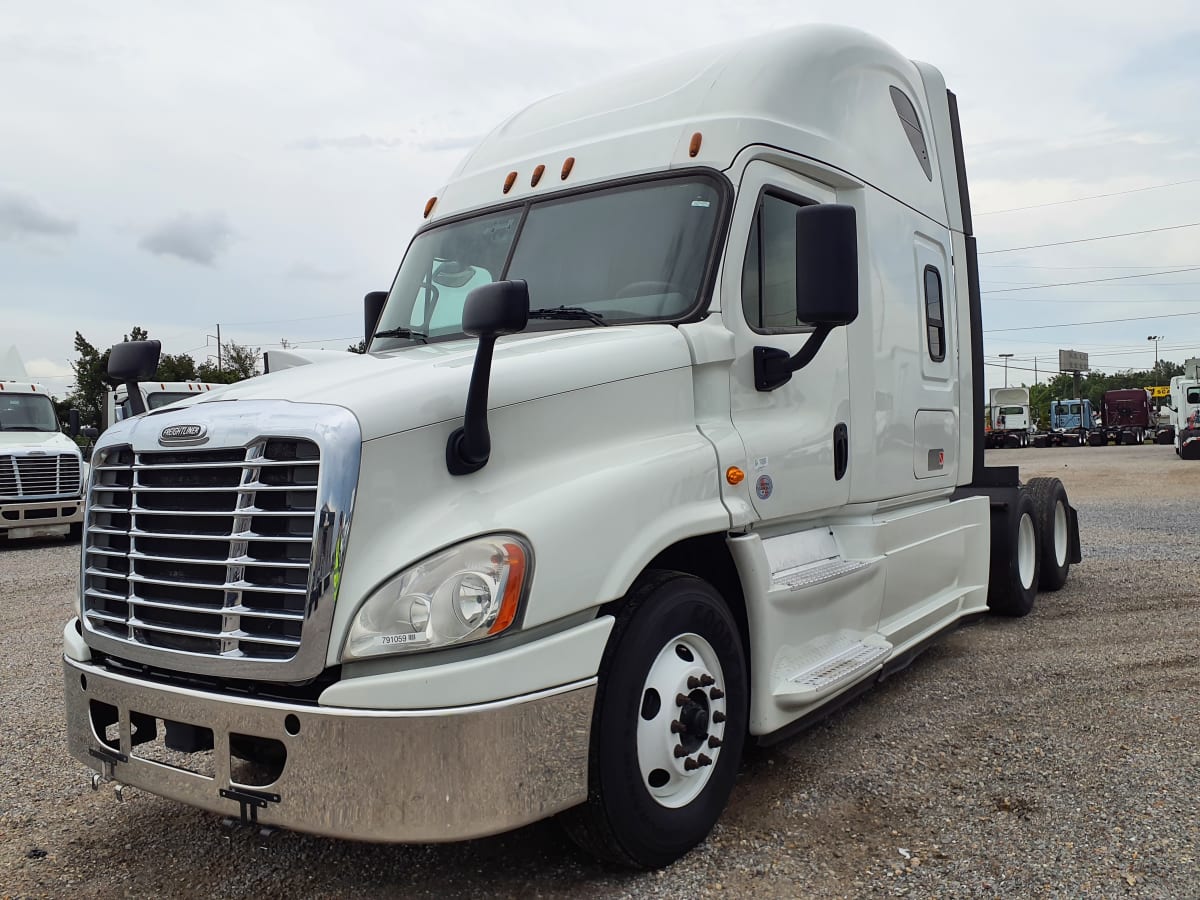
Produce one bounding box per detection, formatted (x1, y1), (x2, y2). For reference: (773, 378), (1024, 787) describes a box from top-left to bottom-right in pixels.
(724, 162), (852, 523)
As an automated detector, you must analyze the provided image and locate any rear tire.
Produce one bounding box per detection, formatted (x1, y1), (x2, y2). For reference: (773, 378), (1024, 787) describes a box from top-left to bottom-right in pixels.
(560, 571), (748, 869)
(987, 488), (1040, 617)
(1025, 477), (1070, 591)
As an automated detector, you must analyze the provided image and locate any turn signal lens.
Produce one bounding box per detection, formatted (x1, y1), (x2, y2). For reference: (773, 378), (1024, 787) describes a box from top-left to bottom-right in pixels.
(726, 466), (745, 485)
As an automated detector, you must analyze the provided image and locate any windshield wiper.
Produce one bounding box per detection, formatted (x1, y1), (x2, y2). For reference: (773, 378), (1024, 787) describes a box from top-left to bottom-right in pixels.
(372, 327), (428, 343)
(528, 306), (608, 326)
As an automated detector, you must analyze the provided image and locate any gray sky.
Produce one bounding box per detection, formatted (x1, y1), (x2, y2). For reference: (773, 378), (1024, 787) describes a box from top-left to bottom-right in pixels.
(3, 0), (1198, 397)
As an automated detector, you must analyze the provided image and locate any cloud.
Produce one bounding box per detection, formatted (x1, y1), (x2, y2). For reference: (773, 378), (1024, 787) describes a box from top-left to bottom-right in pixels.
(292, 133), (479, 153)
(0, 189), (77, 239)
(286, 262), (347, 282)
(137, 212), (234, 266)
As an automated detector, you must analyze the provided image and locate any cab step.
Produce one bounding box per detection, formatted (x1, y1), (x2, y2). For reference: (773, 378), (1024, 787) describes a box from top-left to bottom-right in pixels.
(773, 636), (892, 707)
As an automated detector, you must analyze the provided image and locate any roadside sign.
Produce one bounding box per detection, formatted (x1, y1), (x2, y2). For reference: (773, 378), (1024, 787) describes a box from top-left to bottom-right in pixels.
(1059, 349), (1089, 372)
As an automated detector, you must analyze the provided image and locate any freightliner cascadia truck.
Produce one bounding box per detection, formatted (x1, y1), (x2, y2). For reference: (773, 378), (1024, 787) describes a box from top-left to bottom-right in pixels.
(63, 25), (1082, 868)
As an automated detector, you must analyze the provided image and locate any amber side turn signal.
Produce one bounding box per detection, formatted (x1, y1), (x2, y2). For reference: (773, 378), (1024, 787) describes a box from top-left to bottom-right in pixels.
(726, 466), (745, 485)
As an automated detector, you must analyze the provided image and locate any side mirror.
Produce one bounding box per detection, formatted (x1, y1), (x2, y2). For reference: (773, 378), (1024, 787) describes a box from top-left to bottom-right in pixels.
(67, 409), (80, 438)
(82, 426), (100, 440)
(446, 280), (530, 475)
(107, 340), (161, 416)
(754, 204), (859, 391)
(364, 291), (388, 347)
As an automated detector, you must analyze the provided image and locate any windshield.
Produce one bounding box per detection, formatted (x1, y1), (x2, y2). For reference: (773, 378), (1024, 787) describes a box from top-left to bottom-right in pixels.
(0, 393), (58, 432)
(372, 176), (724, 348)
(1000, 406), (1024, 416)
(116, 391), (197, 421)
(1188, 387), (1200, 404)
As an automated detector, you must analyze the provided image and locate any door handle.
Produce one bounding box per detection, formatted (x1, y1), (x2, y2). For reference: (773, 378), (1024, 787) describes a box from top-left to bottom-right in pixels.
(833, 423), (848, 481)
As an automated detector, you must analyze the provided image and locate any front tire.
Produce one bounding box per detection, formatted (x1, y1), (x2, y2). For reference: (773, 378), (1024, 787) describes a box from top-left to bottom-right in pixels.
(561, 571), (748, 869)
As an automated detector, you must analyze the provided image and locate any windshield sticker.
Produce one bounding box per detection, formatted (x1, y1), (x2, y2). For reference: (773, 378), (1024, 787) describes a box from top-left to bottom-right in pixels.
(755, 474), (774, 500)
(691, 200), (711, 208)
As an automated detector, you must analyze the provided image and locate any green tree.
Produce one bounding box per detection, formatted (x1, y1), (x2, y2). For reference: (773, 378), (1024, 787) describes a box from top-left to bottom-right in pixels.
(347, 340), (366, 354)
(198, 341), (261, 384)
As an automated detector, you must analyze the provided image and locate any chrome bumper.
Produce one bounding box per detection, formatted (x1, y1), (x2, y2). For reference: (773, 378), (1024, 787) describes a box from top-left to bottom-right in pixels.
(1, 496), (82, 536)
(64, 657), (594, 842)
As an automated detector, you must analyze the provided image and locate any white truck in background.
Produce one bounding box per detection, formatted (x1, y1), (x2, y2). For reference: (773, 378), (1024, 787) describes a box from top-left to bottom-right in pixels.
(1168, 374), (1200, 459)
(986, 386), (1032, 448)
(64, 26), (1082, 868)
(0, 347), (86, 542)
(104, 380), (226, 430)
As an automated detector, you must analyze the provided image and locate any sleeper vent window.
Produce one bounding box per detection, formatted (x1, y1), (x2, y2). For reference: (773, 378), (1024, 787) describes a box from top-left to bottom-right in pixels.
(924, 265), (946, 362)
(890, 86), (933, 181)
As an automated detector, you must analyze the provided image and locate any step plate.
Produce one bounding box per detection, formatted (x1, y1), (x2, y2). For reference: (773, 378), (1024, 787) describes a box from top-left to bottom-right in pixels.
(772, 558), (869, 592)
(788, 640), (890, 691)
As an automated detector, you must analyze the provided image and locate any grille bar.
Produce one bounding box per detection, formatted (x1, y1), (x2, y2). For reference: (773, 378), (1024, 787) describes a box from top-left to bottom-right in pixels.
(129, 596), (305, 622)
(127, 617), (302, 648)
(127, 572), (307, 595)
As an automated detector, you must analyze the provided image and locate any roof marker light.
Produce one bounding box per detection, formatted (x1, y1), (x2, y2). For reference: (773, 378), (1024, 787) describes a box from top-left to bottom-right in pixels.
(423, 196), (437, 218)
(531, 164), (545, 187)
(561, 156), (575, 180)
(689, 132), (703, 157)
(503, 171), (518, 194)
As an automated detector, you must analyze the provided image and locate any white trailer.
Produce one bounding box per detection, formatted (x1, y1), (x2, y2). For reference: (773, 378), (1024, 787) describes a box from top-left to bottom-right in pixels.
(64, 26), (1081, 867)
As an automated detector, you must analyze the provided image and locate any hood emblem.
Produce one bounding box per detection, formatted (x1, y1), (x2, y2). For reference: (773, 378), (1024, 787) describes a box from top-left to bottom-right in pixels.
(159, 423), (208, 446)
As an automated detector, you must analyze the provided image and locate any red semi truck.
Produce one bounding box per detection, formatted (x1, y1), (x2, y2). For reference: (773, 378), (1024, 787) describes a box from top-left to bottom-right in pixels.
(1089, 389), (1152, 446)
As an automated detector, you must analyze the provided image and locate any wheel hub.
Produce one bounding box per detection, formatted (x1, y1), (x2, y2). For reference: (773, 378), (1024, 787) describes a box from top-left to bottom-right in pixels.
(636, 633), (728, 809)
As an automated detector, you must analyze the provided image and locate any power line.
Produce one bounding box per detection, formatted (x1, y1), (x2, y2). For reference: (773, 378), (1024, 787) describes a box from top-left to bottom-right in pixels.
(987, 295), (1200, 303)
(983, 263), (1200, 270)
(975, 178), (1200, 216)
(984, 309), (1200, 333)
(980, 221), (1200, 255)
(981, 265), (1200, 294)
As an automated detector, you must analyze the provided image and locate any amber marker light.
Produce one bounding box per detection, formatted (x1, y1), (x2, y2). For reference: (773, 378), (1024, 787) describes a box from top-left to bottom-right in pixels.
(726, 466), (745, 485)
(689, 132), (703, 157)
(488, 542), (528, 635)
(531, 164), (545, 187)
(561, 156), (575, 180)
(423, 196), (437, 218)
(503, 171), (518, 194)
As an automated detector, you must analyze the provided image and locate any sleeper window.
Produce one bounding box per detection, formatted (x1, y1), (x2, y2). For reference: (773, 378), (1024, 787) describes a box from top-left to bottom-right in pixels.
(924, 266), (946, 362)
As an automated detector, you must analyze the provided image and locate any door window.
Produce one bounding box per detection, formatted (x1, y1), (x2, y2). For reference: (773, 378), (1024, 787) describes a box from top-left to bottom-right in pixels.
(741, 193), (813, 331)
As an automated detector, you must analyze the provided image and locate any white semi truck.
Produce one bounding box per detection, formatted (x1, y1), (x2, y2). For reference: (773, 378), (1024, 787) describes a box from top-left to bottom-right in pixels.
(1, 348), (86, 542)
(63, 26), (1081, 868)
(1168, 374), (1200, 459)
(986, 386), (1032, 448)
(104, 380), (226, 431)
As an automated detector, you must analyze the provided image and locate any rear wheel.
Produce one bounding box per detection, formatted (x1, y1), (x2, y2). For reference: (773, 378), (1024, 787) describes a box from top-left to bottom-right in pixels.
(560, 571), (748, 869)
(1025, 477), (1071, 591)
(987, 488), (1041, 617)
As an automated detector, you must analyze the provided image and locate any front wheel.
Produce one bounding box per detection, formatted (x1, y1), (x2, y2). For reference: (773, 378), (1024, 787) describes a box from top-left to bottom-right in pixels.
(560, 571), (748, 869)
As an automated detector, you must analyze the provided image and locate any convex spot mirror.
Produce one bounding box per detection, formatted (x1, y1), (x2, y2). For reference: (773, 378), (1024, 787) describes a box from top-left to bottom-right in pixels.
(463, 279), (530, 337)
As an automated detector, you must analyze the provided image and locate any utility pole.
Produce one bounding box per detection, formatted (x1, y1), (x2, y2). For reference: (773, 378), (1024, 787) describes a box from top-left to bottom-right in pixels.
(217, 323), (223, 373)
(1147, 335), (1162, 374)
(999, 353), (1013, 388)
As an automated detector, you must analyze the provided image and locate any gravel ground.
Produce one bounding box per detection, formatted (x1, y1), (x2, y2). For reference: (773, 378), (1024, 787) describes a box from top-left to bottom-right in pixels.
(2, 445), (1198, 898)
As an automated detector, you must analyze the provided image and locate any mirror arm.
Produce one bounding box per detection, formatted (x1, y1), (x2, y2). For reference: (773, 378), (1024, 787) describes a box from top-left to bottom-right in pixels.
(446, 335), (498, 475)
(124, 379), (147, 416)
(754, 325), (834, 392)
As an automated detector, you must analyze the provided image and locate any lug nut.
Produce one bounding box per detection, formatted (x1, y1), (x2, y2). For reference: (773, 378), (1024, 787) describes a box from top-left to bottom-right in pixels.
(684, 757), (700, 771)
(697, 753), (713, 767)
(674, 745), (688, 758)
(687, 676), (701, 690)
(700, 674), (715, 686)
(670, 721), (686, 734)
(675, 693), (690, 707)
(708, 735), (723, 748)
(712, 710), (726, 723)
(710, 687), (725, 700)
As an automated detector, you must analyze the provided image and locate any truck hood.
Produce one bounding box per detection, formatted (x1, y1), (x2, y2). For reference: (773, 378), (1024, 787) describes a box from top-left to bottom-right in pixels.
(176, 326), (694, 442)
(0, 430), (81, 454)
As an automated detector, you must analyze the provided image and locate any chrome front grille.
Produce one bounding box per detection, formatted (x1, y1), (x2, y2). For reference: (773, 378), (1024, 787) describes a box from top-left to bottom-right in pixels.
(0, 453), (82, 498)
(83, 440), (321, 663)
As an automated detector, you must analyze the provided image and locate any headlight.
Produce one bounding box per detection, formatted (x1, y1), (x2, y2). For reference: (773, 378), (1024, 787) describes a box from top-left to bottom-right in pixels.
(342, 535), (530, 661)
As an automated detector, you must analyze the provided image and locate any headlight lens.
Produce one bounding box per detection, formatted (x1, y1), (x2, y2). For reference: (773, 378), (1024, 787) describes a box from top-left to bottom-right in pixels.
(342, 535), (530, 661)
